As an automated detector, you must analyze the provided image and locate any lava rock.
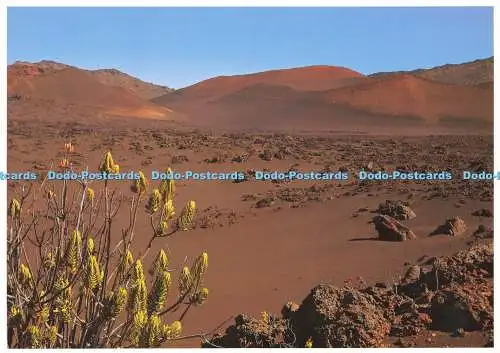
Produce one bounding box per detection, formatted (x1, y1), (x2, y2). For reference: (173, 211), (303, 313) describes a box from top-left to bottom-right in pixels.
(430, 282), (492, 332)
(376, 200), (416, 221)
(472, 208), (493, 217)
(372, 215), (417, 241)
(293, 285), (391, 347)
(431, 217), (467, 237)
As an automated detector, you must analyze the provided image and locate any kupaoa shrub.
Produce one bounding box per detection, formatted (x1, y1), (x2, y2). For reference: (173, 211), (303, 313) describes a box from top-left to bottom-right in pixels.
(7, 142), (208, 348)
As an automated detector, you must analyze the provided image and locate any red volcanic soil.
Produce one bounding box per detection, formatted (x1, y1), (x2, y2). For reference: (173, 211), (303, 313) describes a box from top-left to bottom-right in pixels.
(153, 65), (365, 106)
(5, 58), (495, 348)
(323, 74), (493, 123)
(89, 68), (173, 100)
(8, 60), (494, 133)
(475, 81), (493, 89)
(6, 122), (493, 347)
(153, 66), (493, 133)
(8, 62), (174, 119)
(187, 65), (363, 94)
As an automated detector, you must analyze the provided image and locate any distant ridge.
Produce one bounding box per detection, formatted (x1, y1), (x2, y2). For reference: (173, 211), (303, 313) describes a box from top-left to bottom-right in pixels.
(7, 60), (175, 120)
(369, 57), (493, 86)
(151, 58), (492, 131)
(7, 57), (493, 132)
(10, 60), (173, 99)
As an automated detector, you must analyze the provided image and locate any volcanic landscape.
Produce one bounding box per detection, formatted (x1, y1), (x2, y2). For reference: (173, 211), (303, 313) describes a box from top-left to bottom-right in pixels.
(7, 57), (494, 347)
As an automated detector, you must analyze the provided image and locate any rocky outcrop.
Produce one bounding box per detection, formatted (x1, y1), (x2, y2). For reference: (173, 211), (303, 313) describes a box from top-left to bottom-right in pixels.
(293, 285), (391, 347)
(431, 216), (467, 236)
(430, 282), (493, 332)
(376, 200), (416, 220)
(372, 215), (417, 241)
(205, 243), (493, 348)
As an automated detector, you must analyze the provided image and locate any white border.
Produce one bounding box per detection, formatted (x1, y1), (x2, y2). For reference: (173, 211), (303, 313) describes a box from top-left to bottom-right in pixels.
(1, 2), (497, 352)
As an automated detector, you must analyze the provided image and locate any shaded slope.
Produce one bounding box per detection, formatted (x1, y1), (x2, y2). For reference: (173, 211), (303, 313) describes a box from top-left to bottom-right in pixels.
(323, 74), (493, 123)
(153, 65), (365, 109)
(8, 58), (493, 131)
(153, 67), (492, 131)
(8, 60), (173, 99)
(7, 62), (173, 119)
(89, 69), (173, 100)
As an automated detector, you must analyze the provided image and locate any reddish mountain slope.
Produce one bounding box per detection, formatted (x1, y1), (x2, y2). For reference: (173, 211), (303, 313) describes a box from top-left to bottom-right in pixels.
(9, 60), (173, 99)
(153, 65), (365, 109)
(7, 62), (173, 119)
(323, 74), (493, 122)
(8, 58), (493, 131)
(89, 69), (173, 100)
(153, 64), (492, 130)
(370, 57), (493, 86)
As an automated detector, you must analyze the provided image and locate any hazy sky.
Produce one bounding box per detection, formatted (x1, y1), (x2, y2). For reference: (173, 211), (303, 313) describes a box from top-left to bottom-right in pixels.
(7, 7), (493, 89)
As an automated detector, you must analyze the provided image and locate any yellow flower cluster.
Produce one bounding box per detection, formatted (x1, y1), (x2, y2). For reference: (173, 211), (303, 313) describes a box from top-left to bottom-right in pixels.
(159, 199), (176, 234)
(261, 311), (270, 324)
(178, 200), (196, 231)
(84, 255), (104, 290)
(9, 198), (21, 218)
(148, 269), (171, 314)
(26, 325), (42, 348)
(146, 314), (162, 347)
(178, 266), (192, 296)
(99, 151), (120, 174)
(133, 311), (182, 347)
(194, 287), (209, 305)
(159, 168), (175, 202)
(163, 320), (182, 339)
(132, 310), (148, 345)
(53, 276), (72, 323)
(152, 249), (169, 274)
(86, 188), (95, 202)
(65, 230), (82, 274)
(48, 326), (58, 346)
(130, 260), (148, 313)
(7, 148), (208, 348)
(132, 171), (148, 194)
(38, 300), (50, 323)
(87, 237), (95, 256)
(192, 252), (208, 277)
(19, 264), (33, 288)
(146, 189), (162, 214)
(9, 305), (22, 326)
(104, 287), (128, 320)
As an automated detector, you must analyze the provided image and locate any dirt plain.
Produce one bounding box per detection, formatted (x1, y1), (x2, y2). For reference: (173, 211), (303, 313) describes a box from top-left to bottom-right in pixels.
(7, 114), (494, 348)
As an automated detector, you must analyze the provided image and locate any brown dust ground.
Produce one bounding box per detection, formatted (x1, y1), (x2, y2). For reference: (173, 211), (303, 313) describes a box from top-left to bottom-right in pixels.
(7, 116), (493, 347)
